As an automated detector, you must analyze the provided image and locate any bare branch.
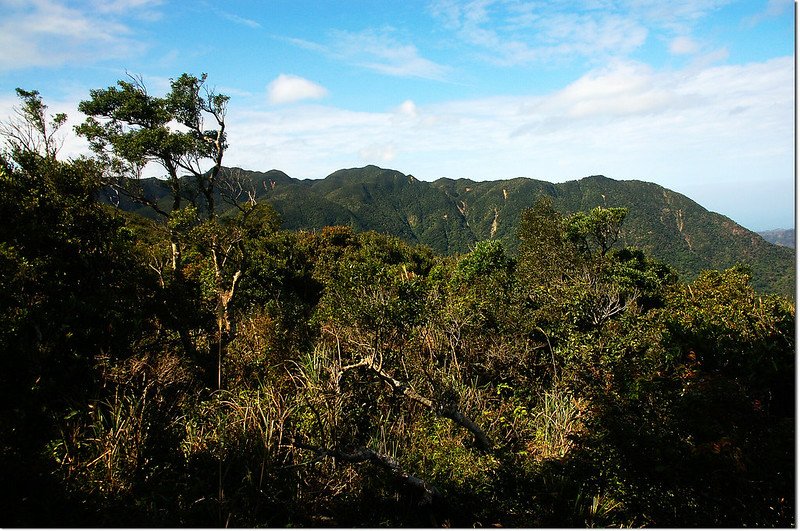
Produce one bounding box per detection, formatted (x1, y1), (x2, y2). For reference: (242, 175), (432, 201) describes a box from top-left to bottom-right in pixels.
(108, 180), (171, 219)
(292, 438), (441, 505)
(0, 89), (67, 160)
(339, 356), (493, 452)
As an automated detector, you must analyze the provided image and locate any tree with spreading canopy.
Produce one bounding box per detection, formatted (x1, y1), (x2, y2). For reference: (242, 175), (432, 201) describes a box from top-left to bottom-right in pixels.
(76, 73), (277, 389)
(76, 73), (228, 218)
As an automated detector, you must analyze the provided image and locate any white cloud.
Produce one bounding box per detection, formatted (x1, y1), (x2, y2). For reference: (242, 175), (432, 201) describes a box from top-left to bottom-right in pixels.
(669, 35), (699, 55)
(625, 0), (732, 33)
(686, 47), (730, 69)
(0, 0), (157, 71)
(359, 143), (397, 163)
(206, 4), (261, 29)
(267, 74), (329, 105)
(743, 0), (792, 27)
(218, 11), (261, 28)
(396, 100), (419, 118)
(90, 0), (162, 16)
(554, 62), (678, 119)
(287, 28), (450, 80)
(430, 1), (649, 66)
(428, 0), (742, 67)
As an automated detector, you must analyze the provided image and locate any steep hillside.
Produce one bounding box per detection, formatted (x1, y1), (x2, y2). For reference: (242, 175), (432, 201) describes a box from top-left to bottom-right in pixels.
(546, 176), (794, 296)
(424, 173), (794, 295)
(100, 166), (795, 296)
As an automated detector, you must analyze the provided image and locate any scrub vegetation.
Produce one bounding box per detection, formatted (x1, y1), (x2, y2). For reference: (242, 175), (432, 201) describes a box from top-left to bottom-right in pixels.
(1, 76), (794, 527)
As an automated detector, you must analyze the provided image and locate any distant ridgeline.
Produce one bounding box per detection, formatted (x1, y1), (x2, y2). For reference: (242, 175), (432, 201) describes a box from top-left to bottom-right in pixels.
(100, 165), (796, 297)
(758, 229), (795, 249)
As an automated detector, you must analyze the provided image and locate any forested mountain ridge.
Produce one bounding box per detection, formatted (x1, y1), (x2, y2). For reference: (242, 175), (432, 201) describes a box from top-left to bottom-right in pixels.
(101, 165), (795, 296)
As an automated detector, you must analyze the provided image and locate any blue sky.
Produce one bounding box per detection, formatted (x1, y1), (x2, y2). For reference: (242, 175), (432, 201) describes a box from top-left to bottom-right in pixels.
(0, 0), (794, 230)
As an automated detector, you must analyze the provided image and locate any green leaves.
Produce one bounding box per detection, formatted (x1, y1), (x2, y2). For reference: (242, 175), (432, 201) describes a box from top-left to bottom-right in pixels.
(76, 72), (230, 220)
(663, 267), (794, 391)
(314, 231), (431, 337)
(565, 206), (628, 257)
(453, 240), (513, 285)
(167, 204), (200, 233)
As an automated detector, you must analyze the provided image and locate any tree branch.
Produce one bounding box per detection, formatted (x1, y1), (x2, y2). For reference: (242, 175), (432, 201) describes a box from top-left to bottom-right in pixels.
(340, 356), (493, 452)
(105, 178), (171, 218)
(292, 439), (441, 505)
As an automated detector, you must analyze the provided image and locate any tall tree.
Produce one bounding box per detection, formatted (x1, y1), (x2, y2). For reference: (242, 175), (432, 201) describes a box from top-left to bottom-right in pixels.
(76, 73), (228, 220)
(565, 206), (628, 257)
(516, 196), (575, 289)
(77, 73), (276, 389)
(0, 88), (66, 161)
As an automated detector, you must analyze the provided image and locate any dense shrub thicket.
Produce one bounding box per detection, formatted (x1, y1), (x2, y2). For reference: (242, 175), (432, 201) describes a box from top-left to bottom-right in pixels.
(1, 83), (794, 527)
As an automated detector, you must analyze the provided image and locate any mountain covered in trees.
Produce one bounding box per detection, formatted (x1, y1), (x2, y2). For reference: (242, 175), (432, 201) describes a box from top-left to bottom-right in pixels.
(2, 76), (795, 528)
(103, 165), (795, 297)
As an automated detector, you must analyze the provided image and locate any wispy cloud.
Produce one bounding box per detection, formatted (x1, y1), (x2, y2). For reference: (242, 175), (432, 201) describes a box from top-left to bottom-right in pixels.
(219, 11), (261, 29)
(430, 0), (648, 66)
(90, 0), (162, 17)
(742, 0), (792, 28)
(542, 61), (682, 119)
(0, 0), (158, 71)
(267, 74), (328, 104)
(359, 143), (397, 163)
(669, 35), (699, 55)
(204, 3), (261, 29)
(428, 0), (738, 66)
(287, 28), (450, 80)
(627, 0), (732, 33)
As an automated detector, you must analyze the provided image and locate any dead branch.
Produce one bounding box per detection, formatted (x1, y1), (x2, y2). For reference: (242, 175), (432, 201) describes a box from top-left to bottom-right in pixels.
(339, 356), (493, 452)
(101, 165), (172, 219)
(292, 439), (441, 505)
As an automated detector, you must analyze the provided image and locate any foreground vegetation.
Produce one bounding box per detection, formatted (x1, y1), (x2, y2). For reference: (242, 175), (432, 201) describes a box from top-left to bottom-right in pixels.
(1, 78), (794, 527)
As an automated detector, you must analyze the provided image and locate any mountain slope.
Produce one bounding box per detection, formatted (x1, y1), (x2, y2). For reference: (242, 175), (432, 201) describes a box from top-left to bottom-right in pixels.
(100, 165), (795, 296)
